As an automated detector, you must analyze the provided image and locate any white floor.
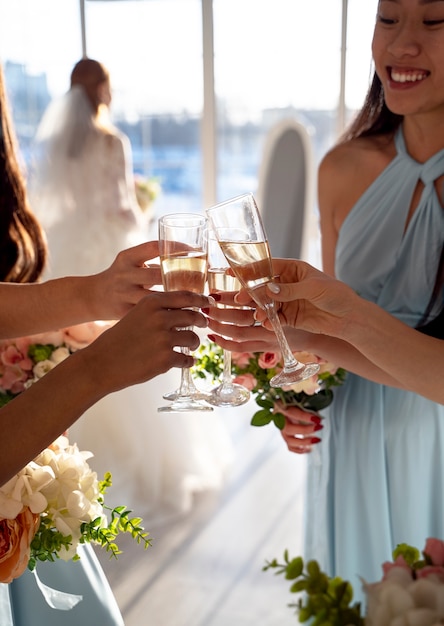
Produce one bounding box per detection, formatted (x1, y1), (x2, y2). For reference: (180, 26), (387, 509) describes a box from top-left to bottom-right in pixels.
(97, 403), (308, 626)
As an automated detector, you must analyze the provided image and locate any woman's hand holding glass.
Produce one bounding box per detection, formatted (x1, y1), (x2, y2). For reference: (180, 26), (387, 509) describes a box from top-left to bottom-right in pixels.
(158, 213), (213, 413)
(206, 193), (319, 387)
(205, 233), (250, 407)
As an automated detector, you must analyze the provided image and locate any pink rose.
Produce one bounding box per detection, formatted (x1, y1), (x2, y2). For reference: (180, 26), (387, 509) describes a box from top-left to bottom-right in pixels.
(233, 373), (257, 391)
(293, 351), (320, 365)
(27, 330), (65, 346)
(0, 365), (30, 393)
(63, 321), (112, 351)
(382, 555), (411, 579)
(424, 537), (444, 566)
(0, 344), (33, 370)
(231, 352), (254, 368)
(317, 361), (338, 376)
(0, 342), (34, 393)
(258, 351), (281, 369)
(0, 508), (40, 583)
(415, 565), (444, 582)
(287, 374), (320, 396)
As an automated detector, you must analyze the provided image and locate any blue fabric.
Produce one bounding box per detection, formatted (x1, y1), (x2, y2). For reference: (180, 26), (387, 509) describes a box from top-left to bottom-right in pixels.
(0, 544), (123, 625)
(305, 126), (444, 606)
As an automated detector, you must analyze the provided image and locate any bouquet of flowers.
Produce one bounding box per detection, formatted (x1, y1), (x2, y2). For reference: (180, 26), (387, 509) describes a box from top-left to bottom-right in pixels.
(134, 175), (161, 213)
(193, 341), (346, 430)
(264, 539), (444, 625)
(0, 325), (150, 584)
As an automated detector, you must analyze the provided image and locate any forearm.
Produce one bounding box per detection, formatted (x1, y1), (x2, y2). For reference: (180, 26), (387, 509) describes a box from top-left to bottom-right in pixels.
(0, 348), (107, 485)
(300, 331), (405, 388)
(0, 277), (99, 338)
(342, 300), (444, 403)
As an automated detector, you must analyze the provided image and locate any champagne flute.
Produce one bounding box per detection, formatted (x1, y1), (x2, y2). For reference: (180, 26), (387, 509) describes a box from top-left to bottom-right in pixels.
(206, 232), (251, 407)
(206, 193), (319, 387)
(158, 213), (213, 413)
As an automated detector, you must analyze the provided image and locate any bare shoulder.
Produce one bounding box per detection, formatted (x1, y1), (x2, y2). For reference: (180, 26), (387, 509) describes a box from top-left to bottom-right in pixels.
(319, 133), (396, 228)
(319, 134), (395, 188)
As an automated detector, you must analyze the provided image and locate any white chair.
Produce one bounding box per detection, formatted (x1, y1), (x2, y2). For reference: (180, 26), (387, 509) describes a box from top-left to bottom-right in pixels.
(256, 118), (316, 262)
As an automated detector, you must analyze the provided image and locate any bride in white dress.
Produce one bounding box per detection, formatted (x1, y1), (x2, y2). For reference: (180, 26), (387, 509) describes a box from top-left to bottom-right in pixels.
(29, 58), (234, 524)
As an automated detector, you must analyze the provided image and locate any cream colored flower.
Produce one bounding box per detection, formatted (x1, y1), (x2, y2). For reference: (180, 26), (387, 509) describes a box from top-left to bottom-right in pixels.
(50, 346), (71, 364)
(32, 359), (56, 379)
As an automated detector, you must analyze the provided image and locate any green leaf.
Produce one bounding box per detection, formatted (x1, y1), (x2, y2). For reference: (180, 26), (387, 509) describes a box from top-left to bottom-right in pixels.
(251, 409), (273, 426)
(303, 389), (333, 411)
(0, 392), (15, 407)
(285, 556), (304, 579)
(255, 397), (274, 410)
(272, 412), (286, 430)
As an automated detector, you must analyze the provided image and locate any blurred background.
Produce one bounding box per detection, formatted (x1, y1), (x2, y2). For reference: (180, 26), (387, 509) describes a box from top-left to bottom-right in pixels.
(0, 0), (377, 221)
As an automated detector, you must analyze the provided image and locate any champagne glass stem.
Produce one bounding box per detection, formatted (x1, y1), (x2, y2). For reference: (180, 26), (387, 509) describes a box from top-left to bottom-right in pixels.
(222, 349), (233, 385)
(264, 301), (302, 374)
(178, 338), (200, 395)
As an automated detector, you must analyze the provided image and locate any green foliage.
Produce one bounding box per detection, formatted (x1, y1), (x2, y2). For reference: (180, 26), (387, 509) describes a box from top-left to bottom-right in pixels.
(263, 553), (364, 625)
(80, 506), (151, 560)
(193, 341), (347, 431)
(28, 343), (57, 362)
(392, 542), (420, 567)
(0, 391), (15, 407)
(27, 472), (151, 572)
(29, 517), (74, 570)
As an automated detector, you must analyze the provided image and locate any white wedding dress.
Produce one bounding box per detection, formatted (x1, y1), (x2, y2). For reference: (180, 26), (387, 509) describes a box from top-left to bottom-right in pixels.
(29, 87), (235, 524)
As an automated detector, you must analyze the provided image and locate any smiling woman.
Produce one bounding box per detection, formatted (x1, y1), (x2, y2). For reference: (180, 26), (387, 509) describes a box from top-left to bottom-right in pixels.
(302, 0), (444, 607)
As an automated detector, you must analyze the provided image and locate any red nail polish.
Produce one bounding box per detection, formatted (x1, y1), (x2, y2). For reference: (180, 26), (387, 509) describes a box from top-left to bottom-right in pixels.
(209, 293), (222, 301)
(201, 307), (209, 314)
(310, 415), (322, 425)
(313, 424), (324, 432)
(310, 436), (322, 444)
(207, 334), (216, 342)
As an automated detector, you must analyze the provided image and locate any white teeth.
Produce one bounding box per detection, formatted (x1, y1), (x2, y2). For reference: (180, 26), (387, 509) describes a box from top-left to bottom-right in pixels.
(391, 70), (427, 83)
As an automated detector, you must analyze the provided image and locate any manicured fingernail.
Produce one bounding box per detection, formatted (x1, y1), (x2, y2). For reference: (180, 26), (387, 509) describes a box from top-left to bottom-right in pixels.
(310, 415), (322, 425)
(207, 295), (217, 306)
(268, 282), (280, 294)
(207, 334), (216, 342)
(310, 436), (322, 444)
(209, 293), (221, 301)
(313, 424), (324, 432)
(201, 308), (209, 314)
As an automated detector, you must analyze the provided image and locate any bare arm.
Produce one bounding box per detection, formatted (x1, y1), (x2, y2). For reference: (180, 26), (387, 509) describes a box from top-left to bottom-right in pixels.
(263, 261), (444, 404)
(0, 290), (210, 485)
(0, 241), (162, 338)
(207, 259), (443, 400)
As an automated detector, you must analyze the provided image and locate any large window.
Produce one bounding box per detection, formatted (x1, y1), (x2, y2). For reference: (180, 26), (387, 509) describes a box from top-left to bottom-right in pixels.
(0, 0), (377, 218)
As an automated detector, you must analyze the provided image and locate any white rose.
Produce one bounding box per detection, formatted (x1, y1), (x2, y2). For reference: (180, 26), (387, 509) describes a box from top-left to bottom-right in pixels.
(33, 359), (56, 379)
(50, 346), (71, 364)
(365, 571), (444, 626)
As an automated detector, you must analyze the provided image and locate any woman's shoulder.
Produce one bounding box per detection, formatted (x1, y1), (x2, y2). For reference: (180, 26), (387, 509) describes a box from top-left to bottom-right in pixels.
(320, 133), (395, 181)
(318, 133), (397, 232)
(319, 134), (396, 204)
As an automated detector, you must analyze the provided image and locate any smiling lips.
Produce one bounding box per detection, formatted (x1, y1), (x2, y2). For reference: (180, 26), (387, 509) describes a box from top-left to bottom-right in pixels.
(389, 67), (430, 83)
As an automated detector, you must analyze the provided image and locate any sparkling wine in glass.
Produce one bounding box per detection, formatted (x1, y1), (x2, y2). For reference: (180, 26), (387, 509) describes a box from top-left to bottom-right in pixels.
(206, 193), (319, 387)
(206, 233), (251, 407)
(158, 213), (213, 413)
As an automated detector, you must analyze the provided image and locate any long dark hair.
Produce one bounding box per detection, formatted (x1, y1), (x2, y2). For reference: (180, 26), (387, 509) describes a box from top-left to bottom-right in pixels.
(0, 64), (47, 283)
(341, 72), (403, 142)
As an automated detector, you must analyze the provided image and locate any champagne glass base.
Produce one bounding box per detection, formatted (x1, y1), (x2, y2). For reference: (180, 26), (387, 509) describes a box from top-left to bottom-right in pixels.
(162, 388), (209, 402)
(206, 383), (251, 407)
(270, 362), (320, 388)
(158, 397), (214, 413)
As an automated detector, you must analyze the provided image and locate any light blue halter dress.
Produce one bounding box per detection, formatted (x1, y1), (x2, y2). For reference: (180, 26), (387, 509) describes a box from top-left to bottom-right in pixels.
(305, 126), (444, 606)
